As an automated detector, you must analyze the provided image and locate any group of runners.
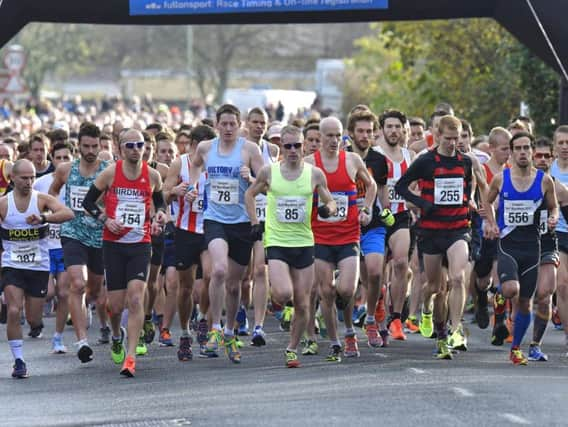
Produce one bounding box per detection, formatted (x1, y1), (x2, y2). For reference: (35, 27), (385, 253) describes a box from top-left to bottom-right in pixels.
(1, 101), (567, 379)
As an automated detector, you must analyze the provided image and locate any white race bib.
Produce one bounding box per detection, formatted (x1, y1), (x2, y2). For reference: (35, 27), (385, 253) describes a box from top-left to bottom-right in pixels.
(504, 200), (534, 226)
(11, 243), (41, 264)
(48, 223), (61, 241)
(434, 178), (463, 205)
(211, 179), (239, 205)
(387, 178), (404, 203)
(69, 186), (89, 211)
(318, 193), (348, 222)
(539, 210), (548, 235)
(191, 197), (204, 213)
(255, 194), (267, 222)
(276, 196), (307, 223)
(116, 201), (145, 229)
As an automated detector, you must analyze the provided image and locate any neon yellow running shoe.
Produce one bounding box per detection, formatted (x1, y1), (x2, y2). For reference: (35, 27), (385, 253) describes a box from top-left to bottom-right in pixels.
(419, 311), (434, 338)
(436, 338), (453, 360)
(136, 332), (148, 356)
(225, 336), (241, 364)
(111, 328), (126, 365)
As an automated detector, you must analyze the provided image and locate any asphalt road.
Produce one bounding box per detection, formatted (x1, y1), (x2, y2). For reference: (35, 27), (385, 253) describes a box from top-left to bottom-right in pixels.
(0, 310), (567, 427)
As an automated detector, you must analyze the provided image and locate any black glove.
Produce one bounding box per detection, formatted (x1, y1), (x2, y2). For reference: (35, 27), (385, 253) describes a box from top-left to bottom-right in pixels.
(164, 221), (176, 239)
(250, 223), (264, 241)
(317, 204), (331, 219)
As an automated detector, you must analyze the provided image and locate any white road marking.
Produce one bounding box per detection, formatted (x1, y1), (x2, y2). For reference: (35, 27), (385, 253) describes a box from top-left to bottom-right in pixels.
(408, 367), (427, 374)
(452, 387), (474, 397)
(499, 413), (532, 425)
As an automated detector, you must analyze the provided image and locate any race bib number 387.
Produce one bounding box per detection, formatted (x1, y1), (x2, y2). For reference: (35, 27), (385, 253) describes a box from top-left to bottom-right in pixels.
(434, 178), (463, 205)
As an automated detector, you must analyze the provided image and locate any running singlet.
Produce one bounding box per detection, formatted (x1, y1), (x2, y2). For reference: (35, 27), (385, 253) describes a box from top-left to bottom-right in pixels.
(103, 160), (152, 244)
(204, 137), (250, 224)
(33, 173), (64, 250)
(255, 142), (276, 222)
(61, 158), (108, 248)
(1, 190), (50, 271)
(497, 168), (543, 240)
(265, 162), (313, 248)
(375, 146), (411, 214)
(312, 150), (359, 245)
(550, 160), (568, 233)
(0, 160), (10, 196)
(176, 153), (207, 234)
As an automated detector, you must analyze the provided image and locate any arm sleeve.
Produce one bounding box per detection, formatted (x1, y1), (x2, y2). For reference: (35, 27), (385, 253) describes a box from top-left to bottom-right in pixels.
(394, 155), (431, 211)
(152, 190), (167, 213)
(561, 205), (568, 223)
(82, 185), (104, 219)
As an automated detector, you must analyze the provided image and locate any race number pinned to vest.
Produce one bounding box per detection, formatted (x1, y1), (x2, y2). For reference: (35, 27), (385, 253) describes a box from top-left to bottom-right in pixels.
(11, 242), (41, 264)
(276, 196), (306, 223)
(434, 178), (463, 205)
(387, 178), (404, 203)
(539, 209), (548, 235)
(255, 194), (267, 222)
(69, 186), (89, 211)
(318, 193), (348, 222)
(211, 179), (239, 205)
(504, 200), (534, 227)
(191, 197), (204, 213)
(116, 201), (145, 228)
(49, 223), (61, 240)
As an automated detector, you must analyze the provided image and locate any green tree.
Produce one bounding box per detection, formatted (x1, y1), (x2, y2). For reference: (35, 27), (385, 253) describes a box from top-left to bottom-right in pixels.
(346, 19), (559, 135)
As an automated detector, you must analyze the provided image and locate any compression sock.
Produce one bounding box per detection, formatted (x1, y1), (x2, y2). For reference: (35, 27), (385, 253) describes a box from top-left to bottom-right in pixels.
(532, 310), (550, 345)
(512, 311), (531, 349)
(9, 339), (23, 361)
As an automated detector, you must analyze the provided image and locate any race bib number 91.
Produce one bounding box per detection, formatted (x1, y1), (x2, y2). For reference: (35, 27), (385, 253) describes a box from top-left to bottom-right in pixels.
(255, 194), (267, 222)
(434, 178), (463, 205)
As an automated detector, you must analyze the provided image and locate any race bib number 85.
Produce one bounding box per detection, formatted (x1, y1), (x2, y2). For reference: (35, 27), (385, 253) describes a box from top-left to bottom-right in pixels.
(276, 196), (306, 223)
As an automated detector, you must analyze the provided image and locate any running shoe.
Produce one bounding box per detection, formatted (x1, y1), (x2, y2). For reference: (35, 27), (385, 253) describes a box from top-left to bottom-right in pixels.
(491, 321), (509, 346)
(448, 325), (467, 351)
(224, 336), (241, 364)
(510, 347), (528, 365)
(435, 338), (453, 360)
(143, 319), (156, 344)
(379, 329), (389, 348)
(475, 289), (490, 329)
(280, 306), (294, 331)
(120, 355), (136, 377)
(365, 323), (382, 348)
(344, 334), (360, 358)
(419, 311), (434, 338)
(302, 340), (319, 355)
(98, 326), (111, 344)
(77, 343), (94, 363)
(285, 350), (301, 368)
(52, 335), (67, 354)
(528, 344), (548, 362)
(111, 331), (126, 365)
(352, 305), (367, 327)
(197, 319), (208, 346)
(11, 358), (28, 379)
(28, 323), (44, 339)
(325, 344), (342, 362)
(159, 328), (174, 347)
(236, 306), (249, 336)
(177, 336), (193, 361)
(235, 335), (244, 348)
(389, 318), (407, 341)
(204, 329), (223, 357)
(551, 306), (562, 329)
(404, 316), (420, 334)
(251, 326), (267, 347)
(136, 332), (148, 356)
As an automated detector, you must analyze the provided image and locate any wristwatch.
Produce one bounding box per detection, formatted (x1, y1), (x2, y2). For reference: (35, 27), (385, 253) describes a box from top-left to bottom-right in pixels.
(360, 206), (371, 215)
(40, 214), (47, 224)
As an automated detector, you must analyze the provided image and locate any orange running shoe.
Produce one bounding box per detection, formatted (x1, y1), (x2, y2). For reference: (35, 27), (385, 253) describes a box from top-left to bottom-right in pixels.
(120, 355), (136, 377)
(389, 318), (407, 341)
(404, 316), (420, 334)
(365, 323), (382, 348)
(375, 286), (386, 324)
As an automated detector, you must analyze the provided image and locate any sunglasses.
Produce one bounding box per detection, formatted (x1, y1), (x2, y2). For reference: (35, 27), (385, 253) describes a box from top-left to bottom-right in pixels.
(283, 142), (302, 150)
(123, 141), (145, 150)
(534, 153), (552, 159)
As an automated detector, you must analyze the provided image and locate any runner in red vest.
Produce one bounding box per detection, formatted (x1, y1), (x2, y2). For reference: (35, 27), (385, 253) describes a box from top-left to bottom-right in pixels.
(82, 129), (167, 377)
